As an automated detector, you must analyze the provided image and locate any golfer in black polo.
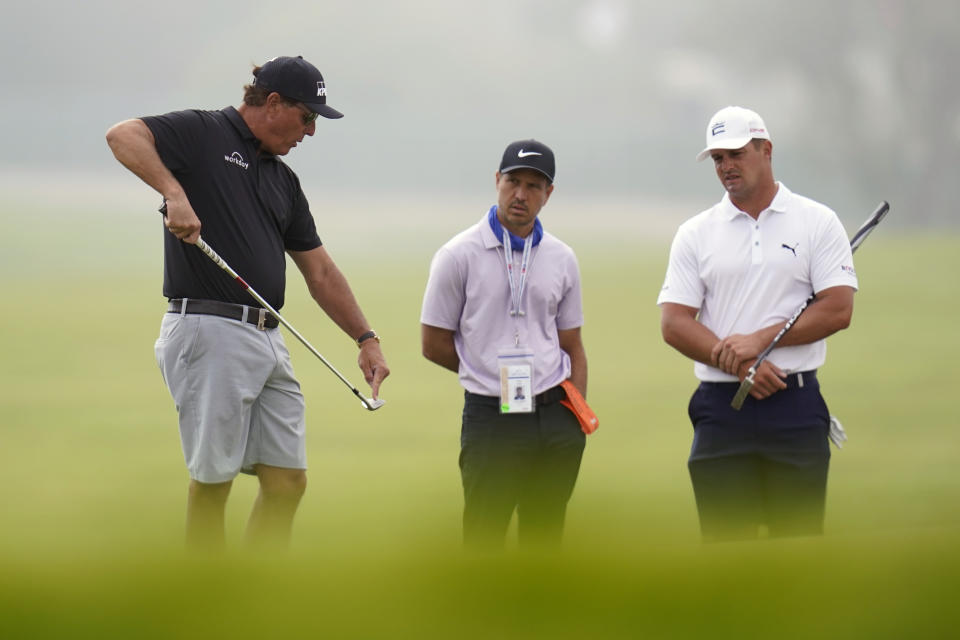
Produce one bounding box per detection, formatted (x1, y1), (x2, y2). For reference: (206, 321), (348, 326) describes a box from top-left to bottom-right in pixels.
(107, 56), (389, 549)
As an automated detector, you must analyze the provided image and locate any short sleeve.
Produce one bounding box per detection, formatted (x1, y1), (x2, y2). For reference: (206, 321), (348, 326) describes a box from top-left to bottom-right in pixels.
(555, 251), (584, 330)
(811, 211), (858, 293)
(282, 178), (323, 252)
(657, 223), (705, 308)
(141, 110), (209, 174)
(420, 247), (465, 331)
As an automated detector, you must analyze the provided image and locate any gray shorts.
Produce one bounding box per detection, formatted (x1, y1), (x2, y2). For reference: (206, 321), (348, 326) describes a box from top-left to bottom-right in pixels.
(154, 307), (307, 483)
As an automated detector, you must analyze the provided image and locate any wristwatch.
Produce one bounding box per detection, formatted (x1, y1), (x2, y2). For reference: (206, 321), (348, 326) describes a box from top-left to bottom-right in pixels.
(356, 330), (380, 347)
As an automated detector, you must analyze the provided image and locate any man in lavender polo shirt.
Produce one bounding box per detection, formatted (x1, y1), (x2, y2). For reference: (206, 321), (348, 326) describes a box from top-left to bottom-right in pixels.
(421, 139), (589, 549)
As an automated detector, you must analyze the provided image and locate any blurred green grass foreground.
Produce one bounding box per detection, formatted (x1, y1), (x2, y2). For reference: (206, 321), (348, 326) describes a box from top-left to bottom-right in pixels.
(1, 192), (958, 638)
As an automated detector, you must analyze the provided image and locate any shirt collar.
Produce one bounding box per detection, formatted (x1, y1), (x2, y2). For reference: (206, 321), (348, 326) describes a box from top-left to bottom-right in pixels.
(480, 213), (502, 249)
(223, 106), (255, 141)
(768, 182), (791, 212)
(717, 181), (791, 221)
(223, 106), (275, 158)
(479, 206), (545, 251)
(486, 205), (543, 251)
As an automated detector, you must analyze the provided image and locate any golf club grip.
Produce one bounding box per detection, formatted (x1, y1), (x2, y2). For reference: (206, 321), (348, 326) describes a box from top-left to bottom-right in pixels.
(729, 378), (753, 410)
(730, 296), (811, 410)
(196, 239), (245, 285)
(730, 201), (889, 409)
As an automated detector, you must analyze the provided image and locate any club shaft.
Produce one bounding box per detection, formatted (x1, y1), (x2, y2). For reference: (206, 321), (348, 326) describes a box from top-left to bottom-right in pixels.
(195, 237), (370, 402)
(751, 294), (813, 368)
(850, 201), (890, 252)
(730, 201), (889, 409)
(754, 201), (886, 360)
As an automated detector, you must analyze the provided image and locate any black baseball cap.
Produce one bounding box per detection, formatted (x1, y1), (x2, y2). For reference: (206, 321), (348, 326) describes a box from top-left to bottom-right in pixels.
(499, 139), (555, 183)
(253, 55), (343, 119)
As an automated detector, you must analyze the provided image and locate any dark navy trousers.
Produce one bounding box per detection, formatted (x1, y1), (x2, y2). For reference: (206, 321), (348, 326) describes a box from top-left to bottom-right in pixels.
(687, 371), (831, 540)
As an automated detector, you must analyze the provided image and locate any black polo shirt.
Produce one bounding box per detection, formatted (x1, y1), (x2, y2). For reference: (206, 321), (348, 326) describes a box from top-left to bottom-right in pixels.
(142, 106), (322, 309)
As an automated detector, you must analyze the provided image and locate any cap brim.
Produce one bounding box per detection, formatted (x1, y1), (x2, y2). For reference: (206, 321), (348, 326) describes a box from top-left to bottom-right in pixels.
(500, 164), (554, 182)
(305, 102), (344, 119)
(696, 136), (752, 161)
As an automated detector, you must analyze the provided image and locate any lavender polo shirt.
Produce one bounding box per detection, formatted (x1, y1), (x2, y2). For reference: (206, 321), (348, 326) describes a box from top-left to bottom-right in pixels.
(421, 215), (584, 396)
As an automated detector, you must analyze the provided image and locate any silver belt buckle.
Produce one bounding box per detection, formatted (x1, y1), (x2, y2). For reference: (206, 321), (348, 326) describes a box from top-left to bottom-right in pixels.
(257, 308), (267, 330)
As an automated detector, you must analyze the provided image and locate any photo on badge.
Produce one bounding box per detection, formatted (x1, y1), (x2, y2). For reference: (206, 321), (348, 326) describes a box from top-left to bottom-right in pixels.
(498, 350), (534, 413)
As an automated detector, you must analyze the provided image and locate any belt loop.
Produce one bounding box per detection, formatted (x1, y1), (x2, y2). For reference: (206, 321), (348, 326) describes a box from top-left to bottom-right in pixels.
(257, 308), (267, 331)
(241, 305), (249, 324)
(179, 298), (188, 316)
(798, 372), (804, 388)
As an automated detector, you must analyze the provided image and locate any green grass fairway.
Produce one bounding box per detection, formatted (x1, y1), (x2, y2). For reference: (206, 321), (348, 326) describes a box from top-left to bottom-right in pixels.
(1, 197), (957, 638)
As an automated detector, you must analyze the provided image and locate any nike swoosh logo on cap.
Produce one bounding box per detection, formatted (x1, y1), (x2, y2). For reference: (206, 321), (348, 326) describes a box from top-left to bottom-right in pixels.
(517, 150), (542, 158)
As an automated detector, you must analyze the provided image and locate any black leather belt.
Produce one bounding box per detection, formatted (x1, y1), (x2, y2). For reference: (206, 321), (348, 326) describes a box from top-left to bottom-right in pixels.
(535, 385), (567, 405)
(700, 369), (817, 390)
(167, 298), (279, 330)
(465, 384), (566, 408)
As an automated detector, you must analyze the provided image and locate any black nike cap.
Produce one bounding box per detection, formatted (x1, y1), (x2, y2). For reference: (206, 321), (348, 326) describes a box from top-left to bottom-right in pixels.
(499, 139), (555, 183)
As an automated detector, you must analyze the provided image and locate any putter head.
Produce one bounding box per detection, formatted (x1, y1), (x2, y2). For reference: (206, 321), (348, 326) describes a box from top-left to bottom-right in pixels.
(730, 377), (754, 410)
(361, 397), (386, 411)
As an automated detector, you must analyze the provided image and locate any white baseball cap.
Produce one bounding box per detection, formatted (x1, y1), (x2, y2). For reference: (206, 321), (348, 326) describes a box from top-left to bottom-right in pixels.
(696, 106), (771, 161)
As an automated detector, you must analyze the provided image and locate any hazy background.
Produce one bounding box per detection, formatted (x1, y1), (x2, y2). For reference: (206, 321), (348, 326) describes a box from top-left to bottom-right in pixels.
(2, 0), (958, 225)
(2, 2), (959, 637)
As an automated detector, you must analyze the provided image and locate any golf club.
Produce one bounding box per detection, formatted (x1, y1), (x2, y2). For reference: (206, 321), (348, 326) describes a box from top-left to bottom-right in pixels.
(160, 203), (385, 411)
(730, 200), (890, 410)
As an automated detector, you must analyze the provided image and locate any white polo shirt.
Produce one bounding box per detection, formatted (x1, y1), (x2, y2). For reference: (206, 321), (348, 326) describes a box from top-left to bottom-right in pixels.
(421, 215), (583, 396)
(657, 183), (858, 381)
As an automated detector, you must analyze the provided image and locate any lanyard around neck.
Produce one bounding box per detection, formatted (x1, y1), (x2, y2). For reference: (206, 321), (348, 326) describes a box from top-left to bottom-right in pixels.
(502, 230), (533, 318)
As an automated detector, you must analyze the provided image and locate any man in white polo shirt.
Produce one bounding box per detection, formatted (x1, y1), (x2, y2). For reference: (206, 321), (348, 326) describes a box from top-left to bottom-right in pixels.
(421, 139), (589, 549)
(658, 107), (858, 541)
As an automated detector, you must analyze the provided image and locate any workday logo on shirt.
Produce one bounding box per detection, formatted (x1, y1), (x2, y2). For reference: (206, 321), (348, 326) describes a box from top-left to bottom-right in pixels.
(224, 151), (250, 170)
